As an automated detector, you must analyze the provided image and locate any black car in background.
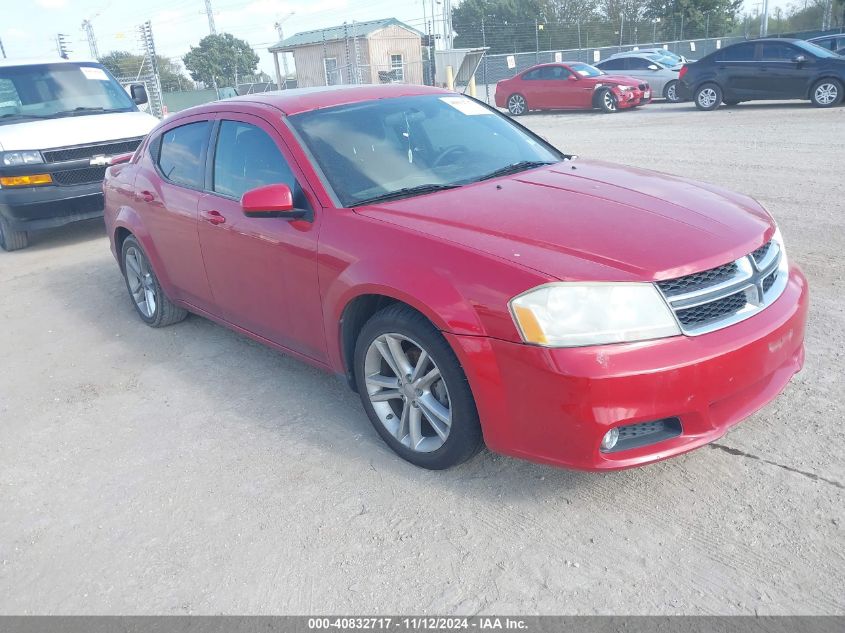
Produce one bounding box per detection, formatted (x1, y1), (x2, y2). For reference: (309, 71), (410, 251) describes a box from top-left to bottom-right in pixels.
(808, 34), (845, 56)
(678, 38), (845, 110)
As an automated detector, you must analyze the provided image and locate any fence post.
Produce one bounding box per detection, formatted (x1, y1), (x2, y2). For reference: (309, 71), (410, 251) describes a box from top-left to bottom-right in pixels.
(482, 18), (489, 104)
(535, 20), (539, 63)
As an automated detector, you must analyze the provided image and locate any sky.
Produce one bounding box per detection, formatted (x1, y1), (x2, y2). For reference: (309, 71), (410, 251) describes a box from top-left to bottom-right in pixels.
(1, 0), (797, 78)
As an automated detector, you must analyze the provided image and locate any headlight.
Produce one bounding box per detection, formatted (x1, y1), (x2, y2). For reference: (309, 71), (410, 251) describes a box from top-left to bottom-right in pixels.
(616, 85), (632, 92)
(1, 151), (44, 167)
(509, 282), (681, 347)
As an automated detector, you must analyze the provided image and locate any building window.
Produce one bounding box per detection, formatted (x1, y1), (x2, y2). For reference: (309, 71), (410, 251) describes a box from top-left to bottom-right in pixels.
(323, 58), (340, 86)
(390, 54), (404, 82)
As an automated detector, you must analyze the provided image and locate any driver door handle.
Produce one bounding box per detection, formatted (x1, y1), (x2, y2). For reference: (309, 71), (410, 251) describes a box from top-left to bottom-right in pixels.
(201, 210), (226, 225)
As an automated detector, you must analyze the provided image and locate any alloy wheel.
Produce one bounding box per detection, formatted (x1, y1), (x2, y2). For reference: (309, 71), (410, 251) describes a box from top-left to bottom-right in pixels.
(364, 333), (452, 453)
(603, 91), (617, 111)
(124, 246), (157, 318)
(667, 83), (677, 102)
(698, 87), (718, 109)
(508, 94), (526, 115)
(815, 83), (838, 105)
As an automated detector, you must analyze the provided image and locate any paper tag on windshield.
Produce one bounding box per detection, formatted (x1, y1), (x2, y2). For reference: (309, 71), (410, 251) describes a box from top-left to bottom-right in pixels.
(80, 66), (110, 81)
(439, 96), (490, 116)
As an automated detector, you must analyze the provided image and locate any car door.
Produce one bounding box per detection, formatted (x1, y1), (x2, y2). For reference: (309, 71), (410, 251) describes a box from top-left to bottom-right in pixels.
(628, 57), (669, 94)
(544, 65), (582, 108)
(716, 42), (757, 98)
(758, 41), (813, 98)
(518, 68), (548, 108)
(196, 113), (327, 362)
(133, 115), (216, 312)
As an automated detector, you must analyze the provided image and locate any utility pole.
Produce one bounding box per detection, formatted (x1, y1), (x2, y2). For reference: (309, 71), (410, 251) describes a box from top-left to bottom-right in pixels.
(204, 0), (217, 35)
(56, 33), (70, 58)
(82, 20), (99, 59)
(274, 12), (294, 88)
(760, 0), (769, 37)
(535, 20), (540, 63)
(0, 38), (6, 59)
(619, 13), (624, 50)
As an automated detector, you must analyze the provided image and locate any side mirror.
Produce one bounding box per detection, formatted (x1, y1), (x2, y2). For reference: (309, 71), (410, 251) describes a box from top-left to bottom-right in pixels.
(241, 183), (306, 220)
(648, 64), (660, 70)
(793, 55), (806, 64)
(568, 74), (579, 81)
(130, 84), (148, 105)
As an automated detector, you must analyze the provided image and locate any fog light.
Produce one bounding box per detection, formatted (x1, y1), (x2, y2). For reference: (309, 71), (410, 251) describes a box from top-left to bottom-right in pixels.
(600, 428), (619, 452)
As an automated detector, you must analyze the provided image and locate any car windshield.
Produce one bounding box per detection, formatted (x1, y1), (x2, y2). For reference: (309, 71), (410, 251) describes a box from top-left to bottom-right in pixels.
(568, 63), (604, 77)
(793, 40), (841, 58)
(0, 62), (135, 124)
(288, 94), (562, 207)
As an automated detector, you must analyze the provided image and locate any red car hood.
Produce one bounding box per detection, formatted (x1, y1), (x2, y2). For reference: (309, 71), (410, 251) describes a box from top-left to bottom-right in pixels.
(594, 74), (644, 87)
(354, 160), (774, 282)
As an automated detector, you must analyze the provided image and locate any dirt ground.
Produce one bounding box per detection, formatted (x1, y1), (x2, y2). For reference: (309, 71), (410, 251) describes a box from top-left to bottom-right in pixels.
(0, 101), (843, 615)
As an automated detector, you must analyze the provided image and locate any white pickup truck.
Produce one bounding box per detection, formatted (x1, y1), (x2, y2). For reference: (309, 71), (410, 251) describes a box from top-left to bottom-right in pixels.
(0, 57), (159, 250)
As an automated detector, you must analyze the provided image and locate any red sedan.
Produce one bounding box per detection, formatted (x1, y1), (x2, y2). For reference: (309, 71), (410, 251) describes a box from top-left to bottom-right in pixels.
(495, 62), (651, 114)
(103, 85), (807, 471)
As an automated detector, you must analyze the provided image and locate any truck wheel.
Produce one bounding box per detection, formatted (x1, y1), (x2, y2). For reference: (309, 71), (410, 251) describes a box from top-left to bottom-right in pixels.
(0, 215), (29, 251)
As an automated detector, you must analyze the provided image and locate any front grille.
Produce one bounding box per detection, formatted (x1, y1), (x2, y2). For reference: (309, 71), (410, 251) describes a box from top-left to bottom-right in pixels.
(656, 239), (786, 335)
(676, 291), (748, 327)
(43, 138), (143, 163)
(52, 166), (108, 186)
(657, 261), (739, 297)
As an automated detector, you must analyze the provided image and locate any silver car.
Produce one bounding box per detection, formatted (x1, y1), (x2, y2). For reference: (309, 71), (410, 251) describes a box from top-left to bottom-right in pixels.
(595, 53), (683, 102)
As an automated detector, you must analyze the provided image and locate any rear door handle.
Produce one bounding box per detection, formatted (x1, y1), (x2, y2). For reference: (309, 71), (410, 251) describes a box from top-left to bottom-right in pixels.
(201, 209), (226, 225)
(139, 190), (154, 203)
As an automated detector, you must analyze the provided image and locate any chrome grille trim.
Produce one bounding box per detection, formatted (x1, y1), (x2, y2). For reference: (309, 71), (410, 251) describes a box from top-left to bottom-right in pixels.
(655, 239), (788, 336)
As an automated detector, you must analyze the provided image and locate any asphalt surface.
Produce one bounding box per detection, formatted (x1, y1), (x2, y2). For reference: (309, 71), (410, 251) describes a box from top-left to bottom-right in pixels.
(0, 100), (843, 615)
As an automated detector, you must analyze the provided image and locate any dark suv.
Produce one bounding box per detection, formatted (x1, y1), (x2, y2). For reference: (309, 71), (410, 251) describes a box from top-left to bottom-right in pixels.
(678, 38), (845, 110)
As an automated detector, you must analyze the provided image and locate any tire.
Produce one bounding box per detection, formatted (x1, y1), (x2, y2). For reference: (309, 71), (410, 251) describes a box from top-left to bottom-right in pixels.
(810, 78), (843, 108)
(664, 80), (681, 103)
(0, 214), (29, 251)
(353, 304), (483, 470)
(507, 93), (527, 116)
(121, 235), (187, 328)
(694, 83), (722, 111)
(723, 99), (741, 106)
(596, 88), (618, 113)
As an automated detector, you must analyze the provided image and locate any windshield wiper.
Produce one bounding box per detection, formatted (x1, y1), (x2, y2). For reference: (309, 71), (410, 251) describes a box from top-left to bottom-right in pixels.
(471, 160), (557, 183)
(354, 183), (461, 206)
(53, 107), (125, 117)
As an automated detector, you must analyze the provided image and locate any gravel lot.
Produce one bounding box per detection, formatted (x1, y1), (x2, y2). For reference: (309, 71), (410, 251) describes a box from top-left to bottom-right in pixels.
(1, 101), (843, 615)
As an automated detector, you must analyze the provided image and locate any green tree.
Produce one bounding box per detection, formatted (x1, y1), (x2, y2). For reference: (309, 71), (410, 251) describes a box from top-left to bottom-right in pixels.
(644, 0), (744, 39)
(100, 51), (192, 91)
(182, 33), (259, 88)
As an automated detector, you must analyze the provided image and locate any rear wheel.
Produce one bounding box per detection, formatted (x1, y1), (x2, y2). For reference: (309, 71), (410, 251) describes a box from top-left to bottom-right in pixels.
(597, 88), (618, 113)
(810, 79), (843, 107)
(664, 80), (681, 103)
(507, 93), (527, 116)
(694, 83), (722, 111)
(0, 215), (29, 251)
(354, 304), (483, 469)
(121, 235), (187, 328)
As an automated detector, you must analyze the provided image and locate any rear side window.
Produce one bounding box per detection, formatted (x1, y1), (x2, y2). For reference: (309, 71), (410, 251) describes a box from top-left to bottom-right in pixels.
(598, 58), (626, 71)
(720, 44), (754, 62)
(627, 57), (654, 70)
(157, 121), (210, 189)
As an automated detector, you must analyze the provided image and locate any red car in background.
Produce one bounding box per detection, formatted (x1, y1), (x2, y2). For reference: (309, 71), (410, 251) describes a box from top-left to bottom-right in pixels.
(103, 85), (807, 472)
(495, 62), (651, 115)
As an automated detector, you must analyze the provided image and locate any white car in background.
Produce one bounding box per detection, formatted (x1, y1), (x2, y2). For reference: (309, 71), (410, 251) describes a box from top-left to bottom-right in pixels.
(596, 52), (684, 102)
(0, 57), (158, 251)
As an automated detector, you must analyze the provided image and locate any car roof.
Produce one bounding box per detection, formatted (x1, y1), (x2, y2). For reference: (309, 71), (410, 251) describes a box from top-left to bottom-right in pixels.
(0, 56), (98, 68)
(177, 84), (455, 117)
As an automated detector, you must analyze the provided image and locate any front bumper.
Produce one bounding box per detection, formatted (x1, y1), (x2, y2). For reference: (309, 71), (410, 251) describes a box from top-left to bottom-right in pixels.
(447, 265), (808, 471)
(0, 182), (104, 232)
(614, 86), (651, 108)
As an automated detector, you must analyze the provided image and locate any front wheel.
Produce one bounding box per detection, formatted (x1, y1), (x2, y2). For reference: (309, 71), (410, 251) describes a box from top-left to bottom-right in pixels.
(664, 80), (681, 103)
(810, 79), (843, 107)
(121, 235), (187, 328)
(694, 83), (722, 111)
(597, 88), (618, 113)
(354, 304), (483, 469)
(0, 215), (29, 251)
(507, 93), (527, 116)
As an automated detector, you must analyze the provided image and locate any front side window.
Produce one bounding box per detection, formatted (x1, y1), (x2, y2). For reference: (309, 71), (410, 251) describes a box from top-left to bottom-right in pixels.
(0, 62), (135, 124)
(157, 121), (211, 189)
(212, 120), (297, 200)
(597, 58), (626, 71)
(760, 42), (798, 61)
(289, 94), (562, 206)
